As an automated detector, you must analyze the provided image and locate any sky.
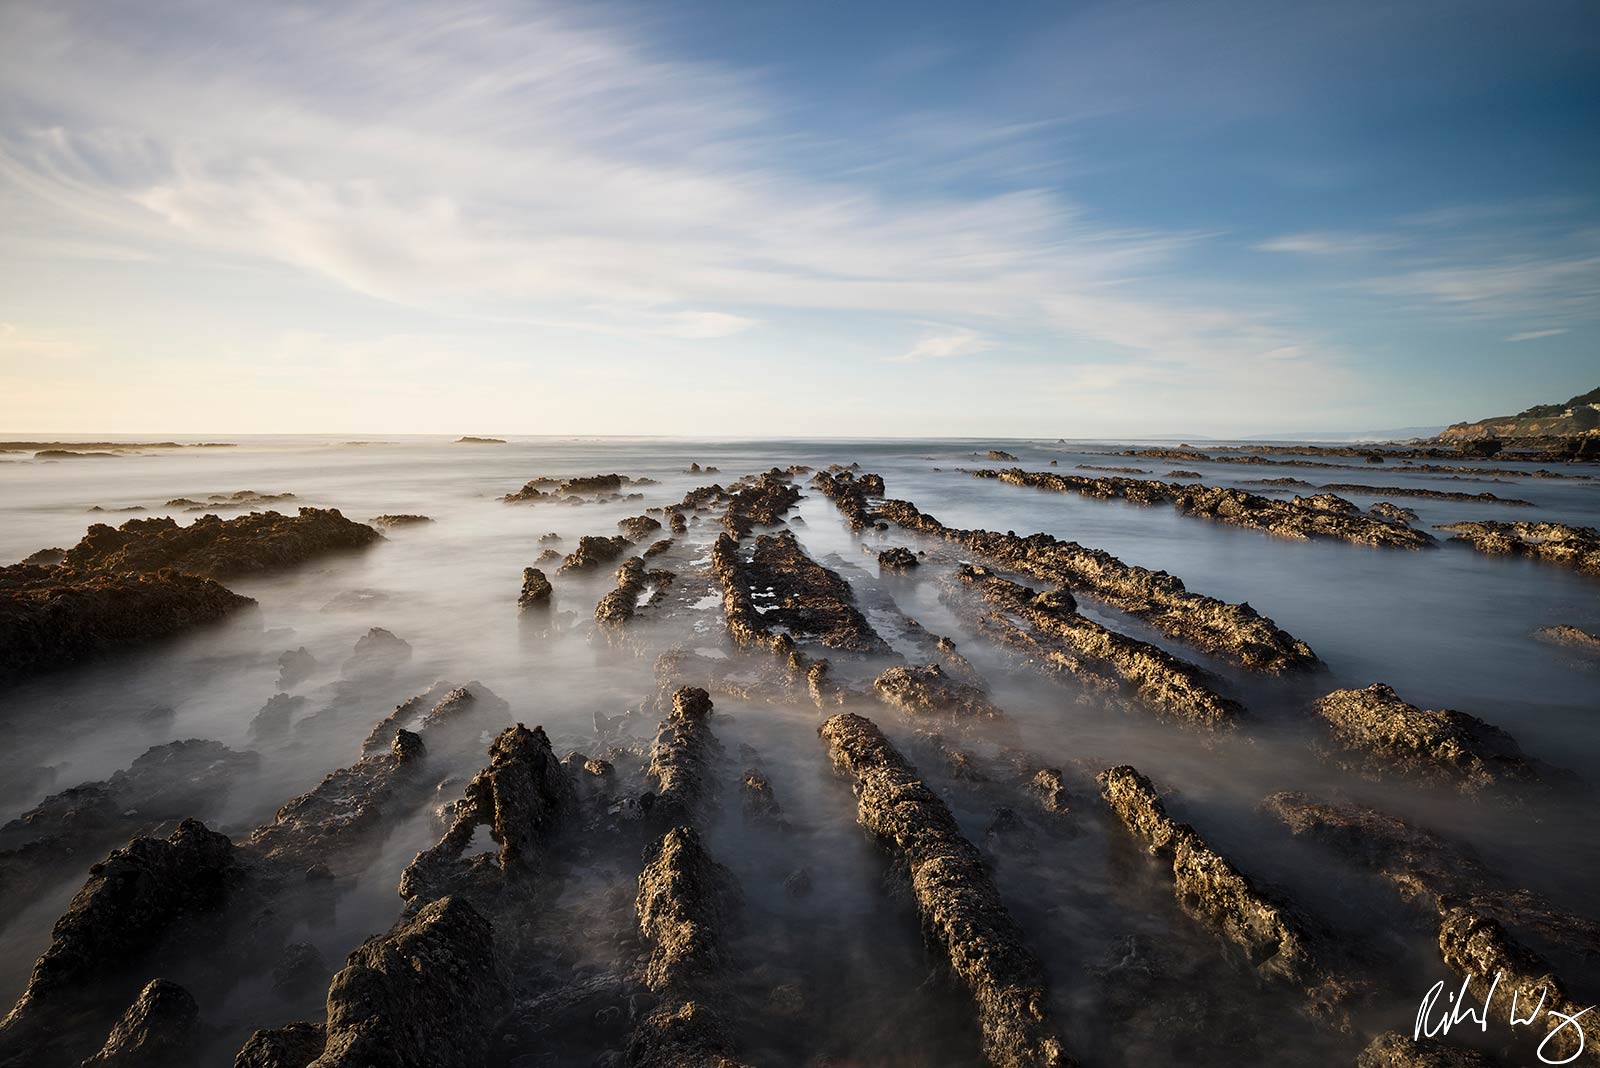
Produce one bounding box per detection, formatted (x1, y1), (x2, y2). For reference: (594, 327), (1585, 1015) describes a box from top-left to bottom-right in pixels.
(0, 0), (1596, 437)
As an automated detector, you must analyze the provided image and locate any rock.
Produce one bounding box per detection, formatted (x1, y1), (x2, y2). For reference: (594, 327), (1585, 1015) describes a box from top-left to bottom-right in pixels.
(871, 490), (1319, 673)
(1535, 624), (1600, 654)
(619, 515), (664, 542)
(342, 628), (411, 677)
(973, 468), (1435, 549)
(820, 712), (1069, 1068)
(1096, 766), (1353, 1022)
(722, 470), (801, 539)
(596, 558), (648, 625)
(277, 647), (317, 689)
(876, 546), (919, 569)
(1439, 520), (1600, 577)
(539, 532), (562, 544)
(738, 770), (785, 828)
(1027, 768), (1071, 815)
(625, 1000), (752, 1068)
(59, 508), (382, 579)
(251, 693), (307, 736)
(636, 826), (741, 994)
(744, 530), (889, 654)
(873, 662), (1005, 722)
(987, 450), (1019, 461)
(518, 567), (553, 609)
(0, 564), (253, 681)
(1370, 501), (1419, 524)
(952, 565), (1241, 728)
(368, 514), (432, 528)
(1314, 683), (1561, 793)
(81, 979), (200, 1068)
(0, 820), (238, 1068)
(645, 688), (722, 823)
(273, 943), (328, 998)
(455, 436), (505, 444)
(19, 547), (66, 565)
(233, 1022), (327, 1068)
(560, 536), (632, 573)
(536, 548), (562, 565)
(1319, 484), (1533, 506)
(309, 897), (509, 1068)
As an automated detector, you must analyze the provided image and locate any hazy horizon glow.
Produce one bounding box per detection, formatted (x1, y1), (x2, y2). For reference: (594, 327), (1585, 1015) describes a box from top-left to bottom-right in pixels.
(1, 1), (1596, 436)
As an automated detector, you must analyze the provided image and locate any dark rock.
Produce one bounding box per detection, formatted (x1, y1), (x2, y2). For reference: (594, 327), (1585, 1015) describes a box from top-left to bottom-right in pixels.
(783, 868), (812, 898)
(1439, 520), (1600, 577)
(277, 647), (317, 689)
(233, 1022), (326, 1068)
(59, 507), (381, 579)
(561, 536), (632, 572)
(273, 943), (328, 998)
(820, 712), (1069, 1068)
(619, 515), (664, 542)
(369, 514), (432, 528)
(1535, 624), (1600, 654)
(342, 628), (411, 677)
(1356, 1031), (1499, 1067)
(873, 662), (1004, 722)
(250, 693), (307, 736)
(636, 826), (741, 994)
(81, 978), (200, 1068)
(19, 547), (66, 566)
(876, 546), (919, 569)
(722, 469), (801, 539)
(518, 567), (553, 609)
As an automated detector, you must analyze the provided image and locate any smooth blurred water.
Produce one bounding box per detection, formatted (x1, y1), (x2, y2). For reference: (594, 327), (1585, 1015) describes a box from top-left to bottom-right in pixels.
(1, 435), (1596, 1065)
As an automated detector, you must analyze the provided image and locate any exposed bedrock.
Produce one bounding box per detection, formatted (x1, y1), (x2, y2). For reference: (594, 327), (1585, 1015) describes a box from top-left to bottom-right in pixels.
(626, 999), (754, 1068)
(399, 723), (574, 910)
(707, 533), (842, 704)
(1315, 483), (1534, 506)
(81, 978), (200, 1068)
(1436, 906), (1598, 1067)
(636, 825), (742, 994)
(975, 468), (1435, 549)
(746, 529), (889, 654)
(1313, 684), (1563, 794)
(1263, 792), (1600, 961)
(0, 739), (258, 917)
(646, 686), (723, 823)
(819, 712), (1071, 1068)
(60, 507), (382, 578)
(518, 567), (553, 609)
(1439, 520), (1600, 577)
(233, 1022), (326, 1068)
(877, 545), (919, 569)
(875, 494), (1319, 673)
(278, 646), (317, 689)
(368, 513), (432, 528)
(872, 662), (1006, 723)
(0, 819), (239, 1068)
(597, 557), (649, 625)
(1096, 766), (1356, 1023)
(304, 896), (511, 1068)
(503, 473), (648, 502)
(1535, 623), (1600, 654)
(619, 514), (664, 542)
(955, 564), (1241, 728)
(809, 468), (884, 531)
(560, 535), (633, 573)
(0, 564), (254, 680)
(722, 468), (801, 539)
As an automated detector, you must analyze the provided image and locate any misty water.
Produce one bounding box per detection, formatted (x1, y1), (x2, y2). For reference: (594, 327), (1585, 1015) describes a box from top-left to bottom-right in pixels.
(2, 436), (1597, 1066)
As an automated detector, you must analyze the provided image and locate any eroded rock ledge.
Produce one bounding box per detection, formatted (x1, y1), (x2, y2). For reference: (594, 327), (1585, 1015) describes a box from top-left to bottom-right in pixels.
(975, 468), (1435, 549)
(1439, 520), (1600, 577)
(1313, 684), (1562, 794)
(1096, 766), (1355, 1024)
(820, 712), (1070, 1068)
(61, 508), (382, 578)
(874, 494), (1319, 673)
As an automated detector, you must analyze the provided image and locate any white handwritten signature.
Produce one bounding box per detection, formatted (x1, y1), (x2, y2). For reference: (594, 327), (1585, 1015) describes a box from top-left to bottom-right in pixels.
(1416, 972), (1593, 1065)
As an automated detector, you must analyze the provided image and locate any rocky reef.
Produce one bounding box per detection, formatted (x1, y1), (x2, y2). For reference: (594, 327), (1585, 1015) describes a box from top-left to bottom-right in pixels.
(1439, 520), (1600, 577)
(1314, 684), (1562, 794)
(820, 712), (1070, 1068)
(60, 507), (381, 578)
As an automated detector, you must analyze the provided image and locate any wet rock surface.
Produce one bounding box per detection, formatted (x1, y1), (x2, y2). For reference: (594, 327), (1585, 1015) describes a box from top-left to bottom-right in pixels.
(1314, 484), (1534, 506)
(0, 819), (239, 1068)
(1096, 766), (1354, 1022)
(820, 712), (1070, 1068)
(1357, 1031), (1500, 1067)
(1314, 684), (1561, 793)
(744, 530), (890, 654)
(1439, 520), (1600, 577)
(233, 1022), (326, 1068)
(976, 468), (1436, 549)
(721, 469), (801, 539)
(0, 564), (254, 680)
(1535, 623), (1600, 653)
(619, 515), (664, 542)
(872, 662), (1005, 723)
(368, 514), (432, 528)
(953, 564), (1241, 728)
(59, 508), (381, 578)
(308, 896), (510, 1068)
(874, 492), (1319, 673)
(81, 978), (200, 1068)
(518, 566), (553, 608)
(561, 535), (633, 572)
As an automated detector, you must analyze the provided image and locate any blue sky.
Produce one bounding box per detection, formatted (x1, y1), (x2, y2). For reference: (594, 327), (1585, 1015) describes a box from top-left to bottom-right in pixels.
(0, 0), (1595, 436)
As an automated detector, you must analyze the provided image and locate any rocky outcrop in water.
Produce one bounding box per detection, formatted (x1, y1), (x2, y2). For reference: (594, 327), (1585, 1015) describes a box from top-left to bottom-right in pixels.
(1314, 684), (1561, 794)
(307, 896), (511, 1068)
(976, 468), (1435, 549)
(81, 978), (200, 1068)
(877, 546), (918, 569)
(645, 687), (722, 823)
(745, 530), (889, 654)
(722, 469), (801, 538)
(1264, 791), (1600, 960)
(518, 566), (553, 608)
(1535, 624), (1600, 654)
(875, 494), (1319, 673)
(954, 565), (1241, 728)
(1098, 767), (1358, 1026)
(820, 712), (1070, 1068)
(620, 515), (664, 542)
(561, 535), (633, 572)
(369, 514), (432, 528)
(872, 662), (1005, 723)
(0, 564), (253, 680)
(809, 468), (882, 531)
(399, 724), (574, 910)
(597, 558), (648, 624)
(234, 1022), (327, 1068)
(1315, 484), (1534, 506)
(1439, 520), (1600, 577)
(1357, 1032), (1500, 1067)
(59, 508), (381, 578)
(636, 826), (741, 994)
(0, 820), (239, 1068)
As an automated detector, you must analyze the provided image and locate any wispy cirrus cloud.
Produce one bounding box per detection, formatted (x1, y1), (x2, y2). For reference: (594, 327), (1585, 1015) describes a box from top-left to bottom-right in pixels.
(1256, 232), (1397, 255)
(1506, 328), (1569, 342)
(891, 327), (994, 363)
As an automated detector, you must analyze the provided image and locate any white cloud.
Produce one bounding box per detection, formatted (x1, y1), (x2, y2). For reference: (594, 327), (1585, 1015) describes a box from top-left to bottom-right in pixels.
(1505, 328), (1568, 342)
(891, 327), (994, 363)
(1256, 232), (1396, 255)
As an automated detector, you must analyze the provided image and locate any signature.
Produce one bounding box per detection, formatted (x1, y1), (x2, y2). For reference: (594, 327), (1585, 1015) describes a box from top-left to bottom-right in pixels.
(1416, 972), (1593, 1065)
